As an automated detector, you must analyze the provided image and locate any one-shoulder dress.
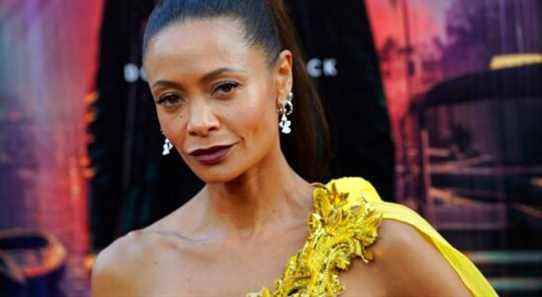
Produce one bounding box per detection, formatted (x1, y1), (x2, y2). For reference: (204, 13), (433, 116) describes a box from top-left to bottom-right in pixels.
(248, 177), (498, 297)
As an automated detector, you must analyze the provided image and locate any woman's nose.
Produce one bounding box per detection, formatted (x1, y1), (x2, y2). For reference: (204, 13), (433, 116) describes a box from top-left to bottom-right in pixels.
(186, 100), (220, 137)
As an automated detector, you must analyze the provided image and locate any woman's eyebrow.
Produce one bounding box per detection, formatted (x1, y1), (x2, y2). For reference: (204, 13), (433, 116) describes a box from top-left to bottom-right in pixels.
(152, 67), (247, 90)
(152, 80), (185, 91)
(199, 67), (247, 83)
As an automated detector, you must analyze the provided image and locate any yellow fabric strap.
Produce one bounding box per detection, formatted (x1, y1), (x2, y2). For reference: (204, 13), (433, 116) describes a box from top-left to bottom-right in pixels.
(326, 177), (498, 297)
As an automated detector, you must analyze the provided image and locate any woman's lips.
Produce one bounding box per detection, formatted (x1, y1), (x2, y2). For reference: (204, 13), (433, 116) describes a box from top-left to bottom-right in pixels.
(188, 144), (234, 165)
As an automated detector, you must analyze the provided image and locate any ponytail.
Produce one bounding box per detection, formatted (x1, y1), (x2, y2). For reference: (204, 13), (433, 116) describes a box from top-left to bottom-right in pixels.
(268, 0), (331, 181)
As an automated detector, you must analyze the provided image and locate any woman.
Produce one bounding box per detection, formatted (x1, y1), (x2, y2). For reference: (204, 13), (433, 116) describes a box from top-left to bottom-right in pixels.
(91, 1), (497, 296)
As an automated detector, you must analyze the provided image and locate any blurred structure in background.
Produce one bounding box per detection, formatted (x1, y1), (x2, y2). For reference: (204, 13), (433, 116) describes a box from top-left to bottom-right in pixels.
(366, 0), (542, 296)
(0, 1), (103, 296)
(0, 229), (66, 297)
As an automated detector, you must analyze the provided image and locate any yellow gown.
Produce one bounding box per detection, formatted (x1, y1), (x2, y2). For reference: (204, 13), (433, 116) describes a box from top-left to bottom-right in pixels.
(248, 177), (498, 297)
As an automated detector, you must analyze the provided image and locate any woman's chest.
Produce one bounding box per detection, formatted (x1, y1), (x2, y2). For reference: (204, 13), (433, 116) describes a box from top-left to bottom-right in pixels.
(139, 252), (285, 297)
(140, 255), (387, 297)
(140, 230), (388, 297)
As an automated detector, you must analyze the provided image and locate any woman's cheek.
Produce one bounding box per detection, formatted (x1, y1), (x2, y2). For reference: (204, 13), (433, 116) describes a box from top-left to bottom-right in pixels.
(156, 106), (178, 124)
(237, 96), (274, 139)
(157, 108), (186, 144)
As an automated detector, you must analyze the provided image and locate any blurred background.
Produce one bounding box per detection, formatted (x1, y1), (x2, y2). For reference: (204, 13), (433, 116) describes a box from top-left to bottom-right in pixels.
(0, 0), (540, 296)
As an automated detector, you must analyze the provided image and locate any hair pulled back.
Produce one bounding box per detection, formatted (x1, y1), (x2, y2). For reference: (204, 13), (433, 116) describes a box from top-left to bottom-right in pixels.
(143, 0), (330, 181)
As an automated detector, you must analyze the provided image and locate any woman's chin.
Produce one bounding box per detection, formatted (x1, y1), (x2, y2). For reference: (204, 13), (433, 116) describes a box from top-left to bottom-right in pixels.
(198, 174), (243, 184)
(191, 164), (246, 184)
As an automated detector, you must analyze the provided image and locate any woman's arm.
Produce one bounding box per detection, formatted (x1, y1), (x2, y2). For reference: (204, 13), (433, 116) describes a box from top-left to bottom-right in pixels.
(371, 220), (472, 297)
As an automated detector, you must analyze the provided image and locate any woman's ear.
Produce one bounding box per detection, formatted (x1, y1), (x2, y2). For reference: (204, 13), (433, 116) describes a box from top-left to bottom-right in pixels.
(274, 50), (293, 106)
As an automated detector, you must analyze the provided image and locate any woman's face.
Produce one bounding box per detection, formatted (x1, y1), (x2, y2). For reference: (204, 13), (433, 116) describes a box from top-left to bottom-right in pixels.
(143, 17), (292, 183)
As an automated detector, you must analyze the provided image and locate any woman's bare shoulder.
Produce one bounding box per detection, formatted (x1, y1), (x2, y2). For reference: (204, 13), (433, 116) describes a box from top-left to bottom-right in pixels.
(90, 230), (163, 297)
(90, 195), (205, 297)
(93, 230), (153, 268)
(366, 219), (470, 297)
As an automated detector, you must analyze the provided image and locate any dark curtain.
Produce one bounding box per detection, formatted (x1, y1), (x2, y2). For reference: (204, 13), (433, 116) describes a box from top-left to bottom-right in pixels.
(88, 0), (202, 251)
(88, 0), (394, 251)
(286, 0), (395, 200)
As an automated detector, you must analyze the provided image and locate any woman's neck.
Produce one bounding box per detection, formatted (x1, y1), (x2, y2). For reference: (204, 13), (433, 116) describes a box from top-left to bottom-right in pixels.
(201, 147), (314, 241)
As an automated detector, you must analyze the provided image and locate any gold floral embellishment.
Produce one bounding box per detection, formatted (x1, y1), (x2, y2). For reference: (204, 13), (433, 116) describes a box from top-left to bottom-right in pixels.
(247, 182), (383, 297)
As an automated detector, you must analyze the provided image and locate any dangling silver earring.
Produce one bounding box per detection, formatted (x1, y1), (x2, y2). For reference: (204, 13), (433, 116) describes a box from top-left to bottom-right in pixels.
(279, 91), (294, 134)
(162, 138), (173, 156)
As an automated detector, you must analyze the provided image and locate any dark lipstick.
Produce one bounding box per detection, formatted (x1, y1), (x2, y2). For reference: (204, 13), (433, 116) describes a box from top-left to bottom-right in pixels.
(189, 144), (233, 165)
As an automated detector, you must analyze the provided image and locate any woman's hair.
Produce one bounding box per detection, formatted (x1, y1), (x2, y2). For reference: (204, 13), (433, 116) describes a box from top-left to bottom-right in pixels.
(143, 0), (330, 181)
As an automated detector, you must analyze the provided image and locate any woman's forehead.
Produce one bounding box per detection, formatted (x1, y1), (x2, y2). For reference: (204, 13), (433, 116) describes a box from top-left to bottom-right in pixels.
(144, 18), (266, 80)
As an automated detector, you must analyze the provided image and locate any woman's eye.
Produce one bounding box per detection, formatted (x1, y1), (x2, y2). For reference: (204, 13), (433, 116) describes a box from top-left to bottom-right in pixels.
(214, 82), (239, 95)
(157, 94), (183, 107)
